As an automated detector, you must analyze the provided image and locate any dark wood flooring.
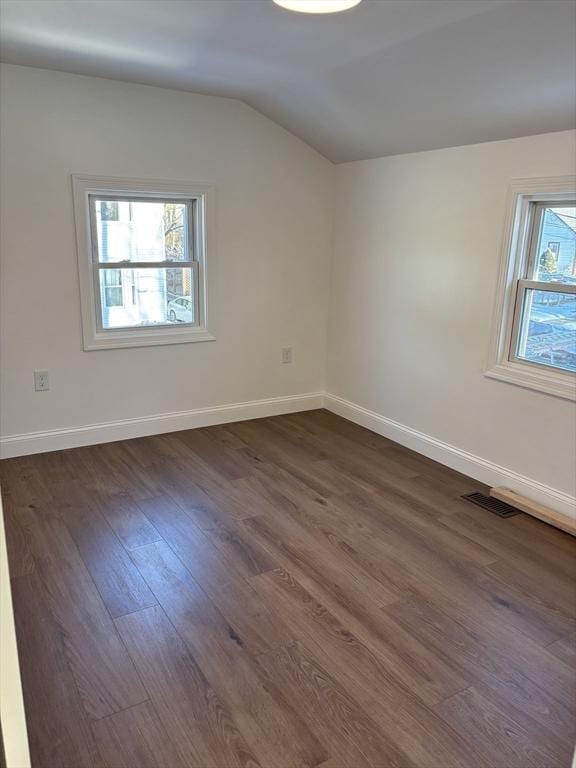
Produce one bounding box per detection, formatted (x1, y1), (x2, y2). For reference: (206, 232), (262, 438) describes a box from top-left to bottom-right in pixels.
(1, 409), (575, 768)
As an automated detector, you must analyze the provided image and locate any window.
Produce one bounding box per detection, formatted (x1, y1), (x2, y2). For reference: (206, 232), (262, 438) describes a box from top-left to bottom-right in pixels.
(486, 176), (576, 400)
(72, 176), (215, 350)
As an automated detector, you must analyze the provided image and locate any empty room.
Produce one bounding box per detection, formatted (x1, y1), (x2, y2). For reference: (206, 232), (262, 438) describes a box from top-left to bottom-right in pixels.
(0, 1), (575, 767)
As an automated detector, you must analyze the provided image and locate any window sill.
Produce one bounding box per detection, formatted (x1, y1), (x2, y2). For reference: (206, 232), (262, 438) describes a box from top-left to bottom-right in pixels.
(484, 360), (576, 401)
(83, 326), (216, 351)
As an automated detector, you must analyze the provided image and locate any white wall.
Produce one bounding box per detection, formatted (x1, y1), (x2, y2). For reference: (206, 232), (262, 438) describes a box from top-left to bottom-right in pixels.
(0, 64), (332, 439)
(328, 130), (576, 500)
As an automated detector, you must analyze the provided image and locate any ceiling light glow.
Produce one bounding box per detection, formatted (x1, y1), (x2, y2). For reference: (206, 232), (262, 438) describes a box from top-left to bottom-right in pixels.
(273, 0), (362, 14)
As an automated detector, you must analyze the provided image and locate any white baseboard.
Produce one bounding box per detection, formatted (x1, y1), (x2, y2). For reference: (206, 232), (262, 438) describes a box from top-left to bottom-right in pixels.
(0, 392), (324, 459)
(324, 393), (576, 521)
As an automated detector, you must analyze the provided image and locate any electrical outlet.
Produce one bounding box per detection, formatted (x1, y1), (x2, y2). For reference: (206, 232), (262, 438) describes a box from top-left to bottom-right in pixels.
(281, 347), (293, 364)
(34, 370), (49, 392)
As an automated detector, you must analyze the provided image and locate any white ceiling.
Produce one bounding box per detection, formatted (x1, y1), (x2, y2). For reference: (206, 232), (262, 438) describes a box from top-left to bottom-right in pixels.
(1, 0), (574, 162)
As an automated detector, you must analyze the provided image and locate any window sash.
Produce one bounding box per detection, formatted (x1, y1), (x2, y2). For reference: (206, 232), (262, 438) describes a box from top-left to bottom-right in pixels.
(89, 195), (196, 265)
(95, 260), (194, 269)
(509, 278), (576, 372)
(88, 194), (200, 333)
(94, 261), (200, 332)
(516, 279), (576, 295)
(524, 200), (576, 279)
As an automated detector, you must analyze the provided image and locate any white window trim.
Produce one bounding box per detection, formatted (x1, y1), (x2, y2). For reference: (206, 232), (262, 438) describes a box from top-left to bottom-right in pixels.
(485, 175), (576, 401)
(72, 175), (216, 351)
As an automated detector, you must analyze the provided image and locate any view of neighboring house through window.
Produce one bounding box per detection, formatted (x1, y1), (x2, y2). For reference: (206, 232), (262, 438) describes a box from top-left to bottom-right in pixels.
(103, 268), (123, 307)
(93, 197), (196, 329)
(100, 201), (119, 221)
(512, 204), (576, 373)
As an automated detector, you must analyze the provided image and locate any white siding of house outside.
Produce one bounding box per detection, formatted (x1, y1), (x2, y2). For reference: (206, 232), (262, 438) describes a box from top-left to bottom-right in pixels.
(98, 202), (169, 328)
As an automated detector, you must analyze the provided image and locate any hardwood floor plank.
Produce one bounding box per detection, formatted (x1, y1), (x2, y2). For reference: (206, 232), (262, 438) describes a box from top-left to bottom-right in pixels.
(382, 473), (476, 516)
(244, 517), (466, 706)
(173, 427), (255, 481)
(226, 420), (349, 499)
(338, 487), (571, 648)
(334, 487), (498, 568)
(255, 642), (414, 768)
(73, 445), (131, 500)
(136, 496), (283, 651)
(286, 410), (397, 451)
(235, 418), (328, 466)
(437, 687), (565, 768)
(155, 434), (242, 496)
(179, 488), (277, 579)
(243, 510), (400, 614)
(136, 494), (237, 587)
(147, 441), (264, 522)
(202, 519), (277, 578)
(442, 503), (576, 584)
(119, 435), (167, 470)
(288, 411), (486, 496)
(251, 567), (469, 714)
(141, 459), (226, 525)
(485, 556), (576, 620)
(115, 605), (263, 768)
(275, 413), (419, 491)
(99, 441), (167, 500)
(335, 491), (573, 650)
(129, 541), (326, 768)
(34, 448), (81, 487)
(237, 465), (407, 599)
(242, 480), (416, 602)
(508, 511), (576, 557)
(0, 456), (54, 508)
(199, 572), (293, 655)
(17, 509), (148, 719)
(2, 495), (35, 578)
(98, 492), (163, 551)
(51, 480), (158, 618)
(385, 596), (576, 748)
(91, 701), (185, 768)
(381, 445), (483, 495)
(547, 633), (576, 671)
(249, 465), (496, 619)
(11, 571), (103, 768)
(469, 562), (576, 646)
(314, 761), (344, 768)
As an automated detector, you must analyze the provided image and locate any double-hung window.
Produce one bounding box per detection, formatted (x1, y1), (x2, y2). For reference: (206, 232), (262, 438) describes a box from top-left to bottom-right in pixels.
(486, 176), (576, 400)
(73, 176), (215, 350)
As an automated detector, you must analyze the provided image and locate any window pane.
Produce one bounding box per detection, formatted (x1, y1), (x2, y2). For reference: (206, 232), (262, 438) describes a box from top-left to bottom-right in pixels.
(104, 287), (123, 307)
(100, 201), (119, 221)
(103, 269), (122, 307)
(533, 206), (576, 284)
(93, 199), (189, 262)
(516, 289), (576, 372)
(98, 268), (194, 329)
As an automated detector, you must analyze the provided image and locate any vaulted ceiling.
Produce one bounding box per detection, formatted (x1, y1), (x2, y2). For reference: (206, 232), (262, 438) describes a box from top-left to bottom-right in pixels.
(1, 0), (574, 162)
